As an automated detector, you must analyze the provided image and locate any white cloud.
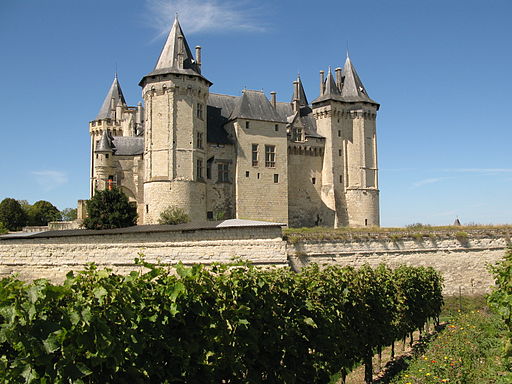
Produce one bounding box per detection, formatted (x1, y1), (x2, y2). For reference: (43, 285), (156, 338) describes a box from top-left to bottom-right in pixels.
(32, 170), (68, 191)
(411, 177), (451, 188)
(145, 0), (266, 36)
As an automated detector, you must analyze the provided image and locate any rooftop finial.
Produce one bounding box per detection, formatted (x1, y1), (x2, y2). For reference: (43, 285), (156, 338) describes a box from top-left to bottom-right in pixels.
(175, 12), (179, 20)
(114, 63), (118, 80)
(346, 40), (350, 58)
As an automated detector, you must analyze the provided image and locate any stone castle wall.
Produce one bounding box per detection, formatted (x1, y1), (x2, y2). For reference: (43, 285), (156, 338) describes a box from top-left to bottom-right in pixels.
(0, 227), (509, 295)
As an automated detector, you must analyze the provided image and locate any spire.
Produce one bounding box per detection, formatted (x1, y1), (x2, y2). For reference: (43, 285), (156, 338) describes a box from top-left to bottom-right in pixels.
(296, 75), (309, 106)
(154, 15), (200, 74)
(95, 130), (114, 153)
(324, 67), (340, 96)
(95, 75), (127, 121)
(340, 56), (376, 104)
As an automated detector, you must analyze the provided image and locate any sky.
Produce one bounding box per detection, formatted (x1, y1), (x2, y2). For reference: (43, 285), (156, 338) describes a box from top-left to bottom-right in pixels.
(0, 0), (511, 227)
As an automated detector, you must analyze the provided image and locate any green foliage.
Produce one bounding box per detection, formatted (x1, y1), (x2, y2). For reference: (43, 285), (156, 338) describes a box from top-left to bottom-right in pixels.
(391, 311), (511, 384)
(0, 262), (443, 383)
(83, 188), (138, 229)
(60, 208), (77, 221)
(26, 200), (61, 226)
(488, 249), (512, 368)
(158, 205), (190, 225)
(0, 222), (8, 234)
(0, 198), (27, 231)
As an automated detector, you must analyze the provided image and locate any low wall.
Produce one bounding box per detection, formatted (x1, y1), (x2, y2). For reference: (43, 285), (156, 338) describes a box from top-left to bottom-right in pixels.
(1, 224), (510, 295)
(288, 234), (509, 295)
(0, 220), (287, 282)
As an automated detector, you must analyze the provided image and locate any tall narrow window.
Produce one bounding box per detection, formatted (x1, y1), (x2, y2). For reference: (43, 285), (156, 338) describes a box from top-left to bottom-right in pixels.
(252, 144), (259, 166)
(206, 157), (214, 179)
(245, 121), (250, 129)
(196, 132), (203, 149)
(265, 145), (276, 167)
(196, 103), (204, 120)
(218, 162), (229, 182)
(273, 174), (279, 183)
(275, 124), (279, 132)
(196, 159), (203, 180)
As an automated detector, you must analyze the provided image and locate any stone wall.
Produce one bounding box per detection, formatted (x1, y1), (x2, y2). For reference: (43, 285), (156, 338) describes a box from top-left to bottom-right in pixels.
(288, 234), (509, 295)
(1, 224), (509, 296)
(0, 221), (287, 283)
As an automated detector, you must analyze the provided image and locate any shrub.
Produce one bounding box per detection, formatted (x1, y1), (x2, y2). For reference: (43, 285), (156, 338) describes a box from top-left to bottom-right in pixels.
(158, 206), (190, 225)
(0, 198), (27, 231)
(0, 222), (8, 234)
(60, 208), (77, 221)
(27, 200), (61, 226)
(83, 188), (137, 229)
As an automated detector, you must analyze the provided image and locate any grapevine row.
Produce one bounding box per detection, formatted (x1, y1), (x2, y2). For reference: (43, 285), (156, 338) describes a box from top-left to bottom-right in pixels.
(0, 261), (443, 383)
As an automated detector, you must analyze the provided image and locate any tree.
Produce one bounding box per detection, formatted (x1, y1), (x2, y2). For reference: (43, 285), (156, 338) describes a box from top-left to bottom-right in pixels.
(158, 206), (190, 225)
(0, 222), (8, 234)
(0, 198), (27, 231)
(60, 208), (77, 221)
(28, 200), (61, 226)
(83, 188), (137, 229)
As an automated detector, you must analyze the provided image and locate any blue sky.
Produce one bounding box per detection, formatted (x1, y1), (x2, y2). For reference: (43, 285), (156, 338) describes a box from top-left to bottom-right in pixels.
(1, 0), (511, 227)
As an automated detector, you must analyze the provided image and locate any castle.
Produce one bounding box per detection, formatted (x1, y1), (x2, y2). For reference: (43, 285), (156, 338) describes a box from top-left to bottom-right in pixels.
(88, 17), (380, 228)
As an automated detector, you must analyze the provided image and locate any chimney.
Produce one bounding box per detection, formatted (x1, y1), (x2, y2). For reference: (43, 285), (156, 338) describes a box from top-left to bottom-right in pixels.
(335, 67), (342, 90)
(319, 70), (325, 95)
(136, 102), (143, 125)
(270, 91), (277, 108)
(195, 46), (202, 72)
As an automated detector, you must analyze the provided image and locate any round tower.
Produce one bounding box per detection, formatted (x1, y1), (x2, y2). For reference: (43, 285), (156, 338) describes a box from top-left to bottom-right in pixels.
(93, 131), (115, 191)
(139, 16), (211, 224)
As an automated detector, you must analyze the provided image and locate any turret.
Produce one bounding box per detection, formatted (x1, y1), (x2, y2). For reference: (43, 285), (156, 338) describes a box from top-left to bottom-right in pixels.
(139, 15), (212, 224)
(93, 131), (115, 192)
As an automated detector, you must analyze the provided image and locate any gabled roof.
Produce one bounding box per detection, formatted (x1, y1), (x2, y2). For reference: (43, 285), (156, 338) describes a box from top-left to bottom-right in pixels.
(340, 56), (377, 104)
(95, 75), (126, 121)
(229, 90), (286, 123)
(140, 16), (211, 85)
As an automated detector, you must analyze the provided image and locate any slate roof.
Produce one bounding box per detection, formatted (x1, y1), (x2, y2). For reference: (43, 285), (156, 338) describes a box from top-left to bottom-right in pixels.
(290, 76), (309, 107)
(275, 102), (322, 139)
(229, 90), (287, 123)
(111, 136), (144, 156)
(140, 16), (211, 86)
(95, 75), (126, 121)
(312, 56), (378, 106)
(207, 93), (237, 144)
(96, 130), (113, 152)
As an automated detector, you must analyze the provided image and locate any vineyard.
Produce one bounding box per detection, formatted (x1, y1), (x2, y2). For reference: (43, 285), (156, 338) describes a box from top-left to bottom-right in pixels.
(0, 261), (443, 383)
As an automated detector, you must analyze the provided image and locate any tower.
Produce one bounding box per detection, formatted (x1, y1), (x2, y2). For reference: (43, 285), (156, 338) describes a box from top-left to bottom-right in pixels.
(139, 16), (211, 223)
(89, 74), (127, 196)
(312, 56), (380, 227)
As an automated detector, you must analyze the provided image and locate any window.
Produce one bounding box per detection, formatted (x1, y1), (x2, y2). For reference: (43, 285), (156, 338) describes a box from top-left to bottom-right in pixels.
(146, 205), (149, 213)
(265, 145), (276, 167)
(293, 127), (303, 142)
(196, 159), (203, 179)
(218, 162), (229, 182)
(245, 171), (250, 177)
(206, 157), (214, 179)
(339, 149), (342, 156)
(275, 124), (279, 132)
(252, 144), (258, 166)
(338, 130), (341, 137)
(274, 174), (279, 183)
(196, 103), (204, 120)
(340, 175), (343, 183)
(105, 154), (109, 159)
(257, 173), (260, 179)
(245, 121), (250, 129)
(312, 177), (316, 184)
(196, 132), (203, 149)
(207, 211), (214, 220)
(365, 219), (368, 226)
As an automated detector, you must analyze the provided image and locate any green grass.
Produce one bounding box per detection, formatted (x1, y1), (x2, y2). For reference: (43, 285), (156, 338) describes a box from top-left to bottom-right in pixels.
(390, 310), (511, 384)
(284, 224), (512, 243)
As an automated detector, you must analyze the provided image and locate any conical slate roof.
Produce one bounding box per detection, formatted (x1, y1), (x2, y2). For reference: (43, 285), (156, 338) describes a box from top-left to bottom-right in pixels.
(140, 16), (211, 85)
(324, 68), (340, 97)
(154, 16), (200, 74)
(229, 90), (286, 123)
(291, 75), (309, 107)
(95, 130), (114, 153)
(95, 75), (126, 121)
(340, 56), (377, 104)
